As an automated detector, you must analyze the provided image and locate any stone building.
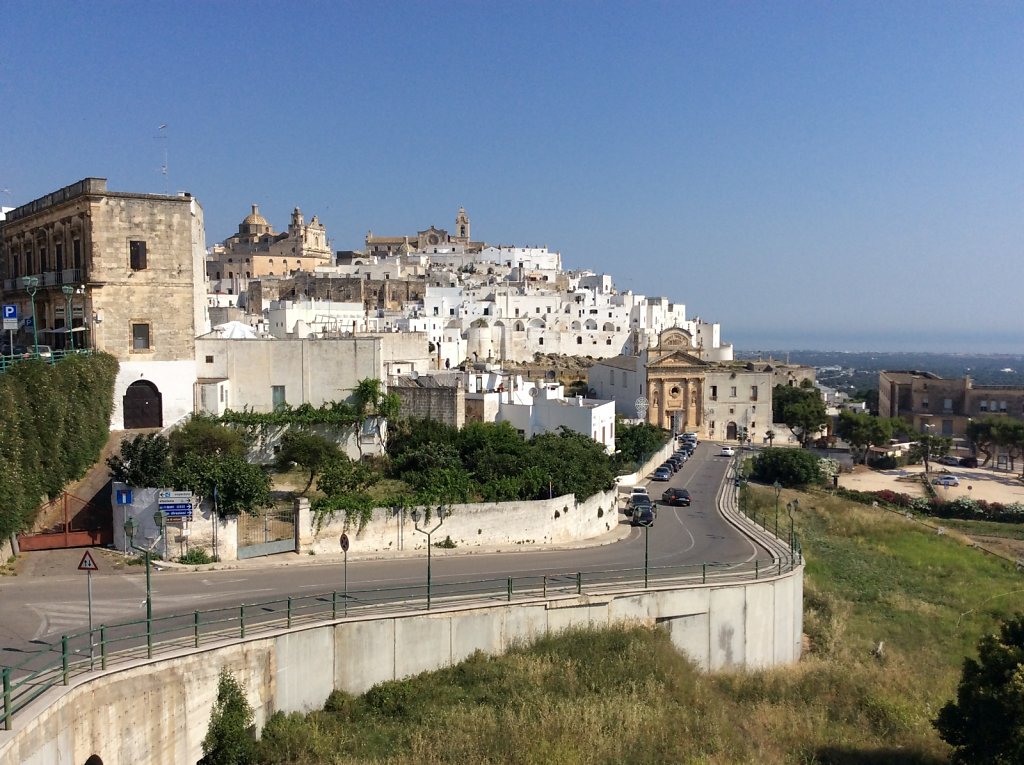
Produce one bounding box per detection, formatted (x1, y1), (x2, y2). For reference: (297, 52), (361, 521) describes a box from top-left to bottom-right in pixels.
(879, 370), (1024, 439)
(364, 207), (482, 256)
(208, 205), (331, 294)
(588, 329), (795, 443)
(0, 177), (208, 429)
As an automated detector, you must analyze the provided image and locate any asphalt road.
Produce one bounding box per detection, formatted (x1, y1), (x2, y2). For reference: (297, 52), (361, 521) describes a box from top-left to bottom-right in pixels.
(0, 442), (767, 671)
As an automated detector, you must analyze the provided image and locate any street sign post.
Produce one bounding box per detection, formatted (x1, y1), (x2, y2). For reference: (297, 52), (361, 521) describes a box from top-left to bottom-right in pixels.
(340, 534), (350, 615)
(158, 490), (194, 520)
(78, 551), (98, 666)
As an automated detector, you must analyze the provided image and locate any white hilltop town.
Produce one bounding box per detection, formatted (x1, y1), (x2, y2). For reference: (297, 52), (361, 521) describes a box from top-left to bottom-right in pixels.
(0, 179), (815, 452)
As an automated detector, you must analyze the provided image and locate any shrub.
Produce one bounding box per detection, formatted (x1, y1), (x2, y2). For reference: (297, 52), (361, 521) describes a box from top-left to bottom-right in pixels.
(178, 547), (216, 565)
(751, 447), (823, 487)
(199, 669), (255, 765)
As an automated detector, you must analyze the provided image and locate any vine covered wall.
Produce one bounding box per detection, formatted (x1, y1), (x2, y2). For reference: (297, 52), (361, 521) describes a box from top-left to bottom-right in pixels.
(0, 353), (119, 539)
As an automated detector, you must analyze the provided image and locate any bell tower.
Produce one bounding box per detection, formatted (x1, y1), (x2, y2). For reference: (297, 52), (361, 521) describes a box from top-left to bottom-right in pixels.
(455, 206), (470, 242)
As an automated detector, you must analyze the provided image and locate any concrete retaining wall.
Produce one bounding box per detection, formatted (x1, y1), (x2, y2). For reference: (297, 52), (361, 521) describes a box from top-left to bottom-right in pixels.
(0, 568), (803, 765)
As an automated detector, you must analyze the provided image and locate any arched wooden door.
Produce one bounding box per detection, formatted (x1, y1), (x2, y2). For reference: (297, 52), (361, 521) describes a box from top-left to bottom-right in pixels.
(123, 380), (163, 428)
(726, 421), (738, 440)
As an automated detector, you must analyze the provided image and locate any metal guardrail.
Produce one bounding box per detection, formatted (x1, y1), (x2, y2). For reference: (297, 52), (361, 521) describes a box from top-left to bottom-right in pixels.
(0, 348), (92, 374)
(0, 552), (801, 731)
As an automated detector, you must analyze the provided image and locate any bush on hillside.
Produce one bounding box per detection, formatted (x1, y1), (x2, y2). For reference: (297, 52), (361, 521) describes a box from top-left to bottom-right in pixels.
(751, 447), (823, 487)
(935, 612), (1024, 763)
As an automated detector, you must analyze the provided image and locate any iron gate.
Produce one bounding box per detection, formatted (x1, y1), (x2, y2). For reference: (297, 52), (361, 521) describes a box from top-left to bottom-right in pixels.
(236, 506), (297, 559)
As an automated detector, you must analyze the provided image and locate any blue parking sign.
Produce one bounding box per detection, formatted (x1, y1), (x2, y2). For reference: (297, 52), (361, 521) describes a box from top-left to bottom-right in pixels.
(2, 305), (16, 320)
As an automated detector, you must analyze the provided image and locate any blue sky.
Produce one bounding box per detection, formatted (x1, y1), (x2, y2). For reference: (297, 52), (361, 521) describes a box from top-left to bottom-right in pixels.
(2, 2), (1022, 353)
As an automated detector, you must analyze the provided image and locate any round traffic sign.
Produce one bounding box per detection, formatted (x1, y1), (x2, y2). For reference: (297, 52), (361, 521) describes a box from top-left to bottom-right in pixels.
(340, 533), (350, 552)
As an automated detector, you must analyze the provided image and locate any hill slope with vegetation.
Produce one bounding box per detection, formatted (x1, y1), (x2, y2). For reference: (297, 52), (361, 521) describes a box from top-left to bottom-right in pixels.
(207, 485), (1024, 764)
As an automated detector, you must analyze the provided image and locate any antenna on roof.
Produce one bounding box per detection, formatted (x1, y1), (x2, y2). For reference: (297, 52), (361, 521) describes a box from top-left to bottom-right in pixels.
(156, 124), (169, 194)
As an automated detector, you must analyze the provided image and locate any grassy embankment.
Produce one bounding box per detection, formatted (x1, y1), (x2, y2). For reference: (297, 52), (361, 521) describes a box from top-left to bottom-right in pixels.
(245, 487), (1024, 764)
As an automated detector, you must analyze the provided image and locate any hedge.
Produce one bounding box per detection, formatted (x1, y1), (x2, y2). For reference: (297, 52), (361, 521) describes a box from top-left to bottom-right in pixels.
(0, 353), (118, 539)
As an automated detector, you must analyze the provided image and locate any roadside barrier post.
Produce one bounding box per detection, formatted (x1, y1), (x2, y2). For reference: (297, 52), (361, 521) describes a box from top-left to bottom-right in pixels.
(61, 635), (69, 685)
(3, 666), (11, 731)
(193, 611), (200, 648)
(99, 625), (107, 670)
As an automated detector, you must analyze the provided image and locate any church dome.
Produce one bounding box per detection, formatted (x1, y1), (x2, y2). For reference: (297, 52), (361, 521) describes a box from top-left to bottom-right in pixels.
(243, 204), (269, 227)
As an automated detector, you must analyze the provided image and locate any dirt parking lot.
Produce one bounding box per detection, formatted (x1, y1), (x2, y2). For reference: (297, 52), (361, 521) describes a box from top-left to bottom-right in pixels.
(838, 463), (1024, 505)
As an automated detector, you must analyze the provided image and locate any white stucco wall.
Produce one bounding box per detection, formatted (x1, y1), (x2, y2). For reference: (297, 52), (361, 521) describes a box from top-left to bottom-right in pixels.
(111, 359), (197, 430)
(303, 489), (617, 556)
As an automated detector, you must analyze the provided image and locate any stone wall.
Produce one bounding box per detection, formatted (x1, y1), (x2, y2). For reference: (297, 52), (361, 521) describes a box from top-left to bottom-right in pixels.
(390, 381), (465, 428)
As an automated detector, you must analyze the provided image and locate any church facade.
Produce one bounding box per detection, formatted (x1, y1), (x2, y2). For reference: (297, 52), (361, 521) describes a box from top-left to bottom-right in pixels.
(207, 204), (332, 294)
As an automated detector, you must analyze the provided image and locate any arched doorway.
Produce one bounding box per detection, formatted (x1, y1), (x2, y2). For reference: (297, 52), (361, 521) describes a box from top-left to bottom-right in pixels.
(726, 421), (738, 440)
(123, 380), (163, 429)
(85, 756), (104, 765)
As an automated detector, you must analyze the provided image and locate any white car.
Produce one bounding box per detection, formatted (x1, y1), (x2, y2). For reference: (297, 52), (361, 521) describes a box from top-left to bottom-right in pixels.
(720, 447), (736, 457)
(628, 486), (649, 503)
(932, 475), (960, 487)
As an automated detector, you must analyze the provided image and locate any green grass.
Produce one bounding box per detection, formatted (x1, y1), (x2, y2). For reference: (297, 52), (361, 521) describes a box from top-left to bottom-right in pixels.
(247, 486), (1024, 764)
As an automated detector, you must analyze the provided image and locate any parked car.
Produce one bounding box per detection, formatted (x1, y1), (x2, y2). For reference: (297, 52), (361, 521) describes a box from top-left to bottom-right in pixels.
(666, 456), (684, 470)
(628, 486), (649, 502)
(937, 456), (960, 467)
(652, 467), (672, 481)
(662, 487), (691, 507)
(625, 494), (652, 518)
(720, 447), (736, 457)
(932, 475), (960, 487)
(660, 461), (679, 474)
(959, 456), (979, 468)
(631, 505), (656, 527)
(35, 344), (53, 360)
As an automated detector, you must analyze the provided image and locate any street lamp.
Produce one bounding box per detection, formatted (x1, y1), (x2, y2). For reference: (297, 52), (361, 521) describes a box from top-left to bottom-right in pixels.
(410, 506), (445, 609)
(786, 499), (799, 556)
(123, 515), (158, 659)
(23, 276), (39, 357)
(153, 508), (167, 560)
(61, 284), (75, 351)
(773, 480), (782, 538)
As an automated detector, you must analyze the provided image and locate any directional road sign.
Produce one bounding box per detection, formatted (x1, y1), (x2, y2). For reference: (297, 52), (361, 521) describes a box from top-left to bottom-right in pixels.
(78, 550), (99, 571)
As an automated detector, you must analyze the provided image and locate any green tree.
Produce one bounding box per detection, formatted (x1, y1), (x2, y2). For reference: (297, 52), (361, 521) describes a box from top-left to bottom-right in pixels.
(835, 410), (895, 464)
(106, 433), (171, 487)
(169, 415), (247, 460)
(773, 383), (829, 448)
(169, 453), (271, 515)
(276, 430), (339, 494)
(908, 431), (952, 473)
(612, 421), (669, 468)
(935, 613), (1024, 764)
(967, 417), (999, 467)
(529, 428), (616, 501)
(316, 453), (372, 498)
(751, 447), (823, 487)
(199, 669), (256, 765)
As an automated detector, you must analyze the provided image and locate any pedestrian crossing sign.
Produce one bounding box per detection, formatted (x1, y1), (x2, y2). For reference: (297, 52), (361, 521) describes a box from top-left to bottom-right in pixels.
(78, 551), (99, 571)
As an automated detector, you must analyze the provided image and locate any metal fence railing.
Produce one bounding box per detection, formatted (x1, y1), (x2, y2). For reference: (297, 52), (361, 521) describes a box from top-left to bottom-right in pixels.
(0, 348), (93, 374)
(0, 551), (801, 731)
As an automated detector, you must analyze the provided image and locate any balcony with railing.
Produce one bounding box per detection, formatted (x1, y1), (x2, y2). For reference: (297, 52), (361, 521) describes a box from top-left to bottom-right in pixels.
(3, 269), (84, 293)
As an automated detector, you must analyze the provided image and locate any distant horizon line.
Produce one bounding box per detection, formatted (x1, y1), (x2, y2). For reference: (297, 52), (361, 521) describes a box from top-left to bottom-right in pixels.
(735, 348), (1024, 358)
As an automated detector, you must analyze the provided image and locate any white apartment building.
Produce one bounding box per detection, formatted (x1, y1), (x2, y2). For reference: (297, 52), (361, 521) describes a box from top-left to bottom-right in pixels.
(497, 381), (616, 454)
